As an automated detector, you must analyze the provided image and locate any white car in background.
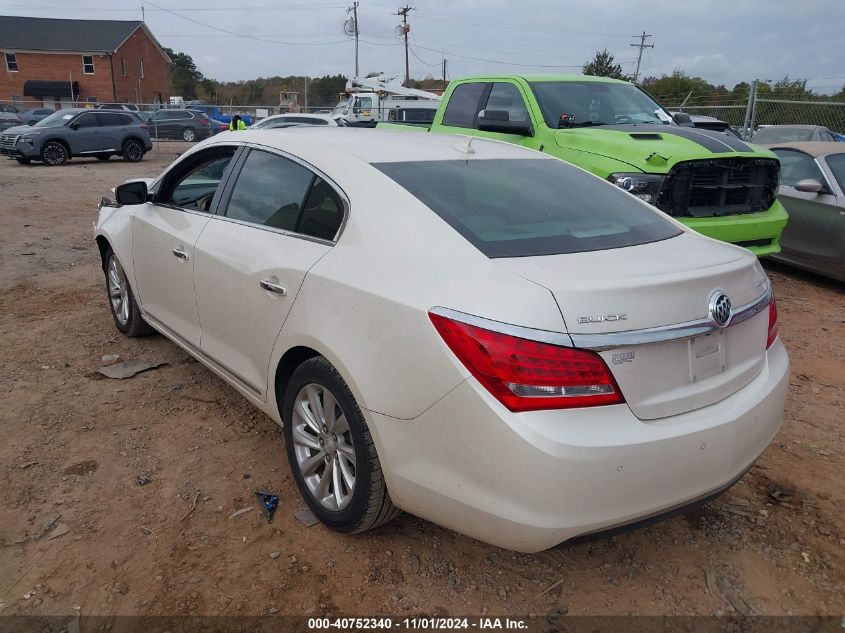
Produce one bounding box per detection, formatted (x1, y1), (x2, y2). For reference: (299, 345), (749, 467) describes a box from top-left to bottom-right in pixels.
(251, 113), (340, 129)
(94, 129), (788, 552)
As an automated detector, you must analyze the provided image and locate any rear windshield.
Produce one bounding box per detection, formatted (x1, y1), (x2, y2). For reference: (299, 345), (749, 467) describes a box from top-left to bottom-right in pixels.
(373, 158), (681, 257)
(752, 127), (814, 143)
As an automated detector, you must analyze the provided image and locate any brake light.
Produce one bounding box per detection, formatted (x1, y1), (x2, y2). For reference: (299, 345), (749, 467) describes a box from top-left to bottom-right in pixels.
(766, 294), (778, 349)
(429, 312), (624, 412)
(139, 124), (149, 129)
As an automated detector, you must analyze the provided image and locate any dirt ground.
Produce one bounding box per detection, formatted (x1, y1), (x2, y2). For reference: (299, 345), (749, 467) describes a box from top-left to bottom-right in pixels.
(0, 144), (843, 622)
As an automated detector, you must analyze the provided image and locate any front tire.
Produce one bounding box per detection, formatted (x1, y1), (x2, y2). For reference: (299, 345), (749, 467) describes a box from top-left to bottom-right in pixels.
(181, 127), (196, 142)
(104, 248), (154, 337)
(96, 154), (111, 161)
(41, 141), (68, 166)
(282, 357), (400, 533)
(15, 157), (31, 165)
(121, 140), (144, 163)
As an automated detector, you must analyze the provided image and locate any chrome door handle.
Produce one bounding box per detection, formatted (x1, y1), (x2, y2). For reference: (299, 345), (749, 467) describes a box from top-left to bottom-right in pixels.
(260, 280), (287, 296)
(172, 248), (189, 260)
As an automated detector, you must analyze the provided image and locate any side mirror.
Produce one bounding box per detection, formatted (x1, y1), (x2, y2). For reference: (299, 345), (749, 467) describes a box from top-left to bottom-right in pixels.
(27, 120), (35, 126)
(793, 178), (824, 194)
(115, 180), (148, 205)
(69, 121), (81, 130)
(672, 112), (693, 126)
(478, 110), (533, 136)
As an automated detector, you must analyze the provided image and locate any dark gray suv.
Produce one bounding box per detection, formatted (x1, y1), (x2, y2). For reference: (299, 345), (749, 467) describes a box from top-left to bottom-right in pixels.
(0, 108), (152, 166)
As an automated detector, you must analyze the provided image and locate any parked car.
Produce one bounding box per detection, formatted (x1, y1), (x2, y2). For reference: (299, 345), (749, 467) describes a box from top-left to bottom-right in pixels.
(97, 103), (141, 113)
(0, 103), (22, 132)
(752, 125), (839, 144)
(208, 118), (229, 135)
(767, 142), (845, 281)
(670, 112), (742, 138)
(94, 128), (787, 552)
(379, 74), (788, 257)
(18, 107), (55, 125)
(1, 108), (151, 165)
(146, 108), (212, 141)
(387, 105), (437, 126)
(251, 113), (339, 129)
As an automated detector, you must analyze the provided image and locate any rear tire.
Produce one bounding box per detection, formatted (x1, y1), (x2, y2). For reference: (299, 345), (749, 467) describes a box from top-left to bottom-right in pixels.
(103, 247), (154, 337)
(181, 127), (196, 142)
(121, 139), (144, 163)
(41, 141), (68, 166)
(282, 357), (400, 534)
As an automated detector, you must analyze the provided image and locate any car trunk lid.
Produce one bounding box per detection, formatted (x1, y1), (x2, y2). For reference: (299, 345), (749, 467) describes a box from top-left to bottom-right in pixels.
(496, 233), (771, 420)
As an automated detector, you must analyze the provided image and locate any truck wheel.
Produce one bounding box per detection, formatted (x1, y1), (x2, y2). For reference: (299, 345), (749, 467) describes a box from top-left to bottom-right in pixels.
(15, 157), (31, 165)
(182, 128), (196, 142)
(41, 141), (68, 166)
(121, 140), (144, 163)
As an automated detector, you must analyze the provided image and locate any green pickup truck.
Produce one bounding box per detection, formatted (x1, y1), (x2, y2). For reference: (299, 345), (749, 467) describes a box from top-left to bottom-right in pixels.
(379, 74), (787, 256)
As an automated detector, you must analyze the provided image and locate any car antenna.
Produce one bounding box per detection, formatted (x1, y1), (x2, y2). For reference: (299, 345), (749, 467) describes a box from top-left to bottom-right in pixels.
(451, 136), (475, 160)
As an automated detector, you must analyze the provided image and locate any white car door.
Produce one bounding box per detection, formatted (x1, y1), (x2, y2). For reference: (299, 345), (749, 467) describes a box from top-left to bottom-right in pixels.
(132, 145), (240, 347)
(193, 147), (345, 398)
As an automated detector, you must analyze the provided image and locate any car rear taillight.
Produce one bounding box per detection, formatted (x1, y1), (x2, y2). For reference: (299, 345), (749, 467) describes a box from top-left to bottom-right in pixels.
(139, 124), (149, 129)
(766, 294), (778, 349)
(429, 312), (624, 412)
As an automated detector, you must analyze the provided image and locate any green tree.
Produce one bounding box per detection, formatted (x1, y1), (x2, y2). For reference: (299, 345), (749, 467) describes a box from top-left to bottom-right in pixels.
(641, 70), (715, 106)
(583, 49), (625, 80)
(164, 48), (204, 100)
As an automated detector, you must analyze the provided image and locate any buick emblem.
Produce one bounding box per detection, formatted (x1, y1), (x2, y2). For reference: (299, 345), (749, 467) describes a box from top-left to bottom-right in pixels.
(708, 291), (732, 327)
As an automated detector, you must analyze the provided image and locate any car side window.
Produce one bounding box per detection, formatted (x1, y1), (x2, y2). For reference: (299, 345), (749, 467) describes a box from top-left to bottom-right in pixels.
(74, 113), (98, 128)
(484, 83), (530, 123)
(442, 82), (487, 128)
(824, 153), (845, 193)
(224, 150), (314, 231)
(298, 177), (344, 240)
(773, 149), (827, 188)
(157, 148), (237, 212)
(96, 112), (126, 127)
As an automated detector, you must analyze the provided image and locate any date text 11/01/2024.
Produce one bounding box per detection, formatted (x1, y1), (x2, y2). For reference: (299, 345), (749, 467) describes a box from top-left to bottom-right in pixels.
(308, 617), (528, 629)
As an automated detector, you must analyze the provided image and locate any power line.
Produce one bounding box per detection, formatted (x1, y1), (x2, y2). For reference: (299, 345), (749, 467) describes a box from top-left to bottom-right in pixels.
(630, 31), (654, 83)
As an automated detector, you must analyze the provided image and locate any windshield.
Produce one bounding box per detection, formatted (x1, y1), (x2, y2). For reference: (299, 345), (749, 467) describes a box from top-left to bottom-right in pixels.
(373, 158), (681, 257)
(332, 98), (350, 118)
(34, 110), (77, 127)
(530, 81), (675, 128)
(752, 127), (815, 143)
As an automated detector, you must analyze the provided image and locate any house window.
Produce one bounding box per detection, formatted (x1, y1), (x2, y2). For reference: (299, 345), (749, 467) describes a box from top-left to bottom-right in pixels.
(11, 95), (23, 106)
(82, 55), (94, 74)
(121, 57), (127, 77)
(87, 96), (98, 103)
(5, 52), (17, 72)
(139, 59), (144, 78)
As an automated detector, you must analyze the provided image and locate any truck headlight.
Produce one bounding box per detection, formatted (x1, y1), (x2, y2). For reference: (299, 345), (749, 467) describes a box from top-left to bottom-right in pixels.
(608, 173), (665, 204)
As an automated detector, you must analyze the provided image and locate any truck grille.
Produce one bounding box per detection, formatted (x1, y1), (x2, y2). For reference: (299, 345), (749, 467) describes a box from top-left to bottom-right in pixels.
(0, 134), (20, 150)
(656, 158), (779, 218)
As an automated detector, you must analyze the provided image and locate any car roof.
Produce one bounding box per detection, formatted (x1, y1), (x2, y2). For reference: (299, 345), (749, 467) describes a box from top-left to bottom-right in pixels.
(202, 127), (552, 165)
(761, 124), (826, 130)
(766, 141), (845, 157)
(455, 73), (628, 85)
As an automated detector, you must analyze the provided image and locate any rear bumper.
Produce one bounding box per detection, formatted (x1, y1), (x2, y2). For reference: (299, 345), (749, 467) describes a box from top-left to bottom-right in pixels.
(370, 339), (789, 552)
(681, 200), (788, 257)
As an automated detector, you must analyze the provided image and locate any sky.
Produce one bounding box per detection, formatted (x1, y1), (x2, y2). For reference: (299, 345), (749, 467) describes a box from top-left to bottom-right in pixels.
(1, 0), (844, 94)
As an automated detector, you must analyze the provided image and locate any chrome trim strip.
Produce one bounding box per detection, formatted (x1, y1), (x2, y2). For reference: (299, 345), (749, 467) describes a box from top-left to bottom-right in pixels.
(571, 285), (772, 351)
(430, 285), (772, 352)
(429, 307), (574, 348)
(142, 312), (264, 396)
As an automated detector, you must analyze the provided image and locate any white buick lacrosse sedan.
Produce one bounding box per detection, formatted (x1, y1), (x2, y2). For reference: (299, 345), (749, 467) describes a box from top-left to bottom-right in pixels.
(94, 128), (788, 552)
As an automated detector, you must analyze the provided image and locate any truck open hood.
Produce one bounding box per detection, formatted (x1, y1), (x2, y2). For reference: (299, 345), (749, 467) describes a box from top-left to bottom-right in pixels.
(554, 124), (768, 174)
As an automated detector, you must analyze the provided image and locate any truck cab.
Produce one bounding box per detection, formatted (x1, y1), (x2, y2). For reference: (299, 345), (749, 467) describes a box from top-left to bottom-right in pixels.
(418, 74), (788, 257)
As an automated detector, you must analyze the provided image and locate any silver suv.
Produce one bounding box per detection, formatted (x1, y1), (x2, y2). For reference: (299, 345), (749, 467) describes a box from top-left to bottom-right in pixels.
(0, 108), (152, 166)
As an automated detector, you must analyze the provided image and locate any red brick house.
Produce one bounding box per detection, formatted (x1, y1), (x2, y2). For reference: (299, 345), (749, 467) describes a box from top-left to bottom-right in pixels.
(0, 16), (171, 108)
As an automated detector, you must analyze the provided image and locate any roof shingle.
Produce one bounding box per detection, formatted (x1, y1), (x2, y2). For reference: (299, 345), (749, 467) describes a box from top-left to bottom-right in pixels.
(0, 16), (145, 53)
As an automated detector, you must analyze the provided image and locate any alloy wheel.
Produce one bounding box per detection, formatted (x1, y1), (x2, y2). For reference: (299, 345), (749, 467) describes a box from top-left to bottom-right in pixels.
(124, 141), (142, 162)
(291, 383), (356, 511)
(182, 128), (196, 142)
(107, 255), (130, 326)
(43, 143), (66, 166)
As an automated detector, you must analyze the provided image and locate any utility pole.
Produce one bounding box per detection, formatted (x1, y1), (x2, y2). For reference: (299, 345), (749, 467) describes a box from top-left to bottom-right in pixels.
(442, 54), (447, 83)
(397, 5), (413, 86)
(630, 31), (653, 84)
(345, 2), (359, 77)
